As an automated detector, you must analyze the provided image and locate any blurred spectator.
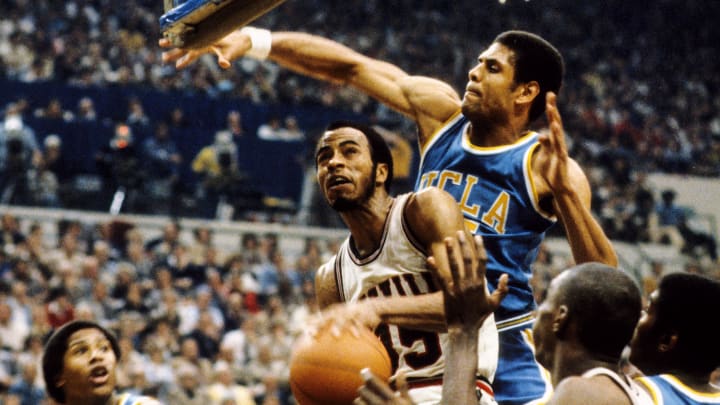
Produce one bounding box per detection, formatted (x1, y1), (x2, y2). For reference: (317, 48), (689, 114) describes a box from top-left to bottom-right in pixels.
(205, 361), (256, 405)
(0, 301), (29, 352)
(256, 116), (284, 141)
(75, 96), (98, 122)
(95, 123), (145, 213)
(167, 363), (211, 405)
(216, 110), (245, 141)
(141, 121), (182, 214)
(0, 105), (40, 205)
(652, 189), (686, 249)
(172, 337), (214, 385)
(192, 132), (261, 219)
(126, 97), (151, 134)
(33, 98), (73, 122)
(7, 359), (45, 405)
(279, 116), (304, 141)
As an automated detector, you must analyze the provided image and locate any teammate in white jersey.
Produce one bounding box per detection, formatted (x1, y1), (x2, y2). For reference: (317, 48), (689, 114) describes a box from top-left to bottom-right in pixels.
(42, 320), (161, 405)
(312, 121), (507, 405)
(162, 25), (617, 405)
(532, 263), (651, 405)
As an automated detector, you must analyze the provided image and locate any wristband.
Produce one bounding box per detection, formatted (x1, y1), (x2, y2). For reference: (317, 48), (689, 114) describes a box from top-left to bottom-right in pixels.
(240, 26), (272, 60)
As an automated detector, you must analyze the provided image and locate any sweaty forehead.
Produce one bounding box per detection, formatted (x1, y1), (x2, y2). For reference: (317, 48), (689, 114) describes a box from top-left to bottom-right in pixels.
(68, 328), (107, 346)
(316, 127), (369, 152)
(479, 43), (515, 65)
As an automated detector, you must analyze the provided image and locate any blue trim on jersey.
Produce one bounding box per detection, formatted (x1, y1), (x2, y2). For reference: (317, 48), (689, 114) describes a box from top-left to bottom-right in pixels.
(415, 113), (556, 322)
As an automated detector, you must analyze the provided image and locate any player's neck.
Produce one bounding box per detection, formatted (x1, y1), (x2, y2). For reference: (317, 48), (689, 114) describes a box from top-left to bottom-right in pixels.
(343, 194), (394, 258)
(554, 344), (618, 386)
(467, 120), (524, 147)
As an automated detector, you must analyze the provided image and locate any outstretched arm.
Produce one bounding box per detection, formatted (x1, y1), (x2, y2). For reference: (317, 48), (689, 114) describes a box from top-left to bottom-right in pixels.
(160, 30), (460, 139)
(533, 92), (618, 267)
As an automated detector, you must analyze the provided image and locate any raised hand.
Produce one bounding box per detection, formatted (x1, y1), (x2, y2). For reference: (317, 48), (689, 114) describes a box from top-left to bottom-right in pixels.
(535, 91), (573, 195)
(428, 231), (508, 332)
(159, 30), (251, 70)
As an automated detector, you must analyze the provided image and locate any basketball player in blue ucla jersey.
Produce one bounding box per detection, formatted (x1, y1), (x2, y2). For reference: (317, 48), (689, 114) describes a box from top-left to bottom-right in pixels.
(42, 320), (162, 405)
(630, 273), (720, 405)
(162, 27), (617, 405)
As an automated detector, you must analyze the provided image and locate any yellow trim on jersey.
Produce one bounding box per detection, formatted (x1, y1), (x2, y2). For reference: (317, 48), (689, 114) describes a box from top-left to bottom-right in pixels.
(635, 377), (661, 405)
(463, 130), (537, 153)
(496, 312), (534, 331)
(525, 141), (555, 221)
(521, 328), (555, 405)
(662, 374), (720, 400)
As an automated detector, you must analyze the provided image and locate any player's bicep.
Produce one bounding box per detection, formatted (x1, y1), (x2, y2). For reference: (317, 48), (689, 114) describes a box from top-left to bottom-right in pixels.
(405, 188), (468, 284)
(398, 76), (462, 145)
(315, 261), (341, 309)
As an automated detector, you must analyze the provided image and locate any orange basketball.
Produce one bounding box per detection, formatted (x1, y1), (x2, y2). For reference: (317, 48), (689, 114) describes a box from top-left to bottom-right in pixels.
(289, 324), (393, 405)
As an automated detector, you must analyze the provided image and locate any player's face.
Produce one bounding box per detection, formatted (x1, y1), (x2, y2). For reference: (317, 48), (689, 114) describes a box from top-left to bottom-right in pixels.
(57, 328), (117, 402)
(462, 43), (520, 124)
(629, 290), (661, 374)
(316, 127), (377, 211)
(532, 272), (567, 370)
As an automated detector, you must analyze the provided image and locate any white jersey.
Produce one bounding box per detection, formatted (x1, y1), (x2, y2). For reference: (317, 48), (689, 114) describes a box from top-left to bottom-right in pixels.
(582, 367), (653, 405)
(324, 193), (498, 391)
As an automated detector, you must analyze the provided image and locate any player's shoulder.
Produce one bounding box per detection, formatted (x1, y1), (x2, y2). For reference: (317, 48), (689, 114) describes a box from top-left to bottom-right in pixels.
(407, 187), (458, 216)
(550, 375), (633, 405)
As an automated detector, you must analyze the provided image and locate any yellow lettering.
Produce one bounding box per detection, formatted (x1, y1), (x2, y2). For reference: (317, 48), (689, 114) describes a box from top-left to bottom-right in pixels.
(438, 171), (462, 190)
(458, 175), (480, 217)
(419, 172), (439, 189)
(481, 191), (510, 234)
(463, 218), (480, 234)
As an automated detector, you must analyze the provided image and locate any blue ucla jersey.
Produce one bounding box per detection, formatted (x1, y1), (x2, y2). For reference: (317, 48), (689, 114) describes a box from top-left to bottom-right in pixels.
(415, 112), (556, 323)
(635, 374), (720, 405)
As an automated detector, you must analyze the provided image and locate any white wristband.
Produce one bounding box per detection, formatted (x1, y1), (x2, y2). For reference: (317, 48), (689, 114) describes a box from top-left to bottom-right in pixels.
(240, 26), (272, 60)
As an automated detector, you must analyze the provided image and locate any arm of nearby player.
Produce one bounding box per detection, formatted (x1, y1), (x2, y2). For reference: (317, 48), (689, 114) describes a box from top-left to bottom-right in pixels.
(404, 187), (472, 285)
(533, 92), (618, 267)
(315, 259), (341, 309)
(161, 30), (459, 138)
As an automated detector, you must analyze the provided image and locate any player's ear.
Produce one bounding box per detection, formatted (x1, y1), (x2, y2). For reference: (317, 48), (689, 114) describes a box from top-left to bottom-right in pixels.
(552, 304), (569, 336)
(375, 163), (389, 185)
(515, 81), (540, 106)
(657, 331), (679, 353)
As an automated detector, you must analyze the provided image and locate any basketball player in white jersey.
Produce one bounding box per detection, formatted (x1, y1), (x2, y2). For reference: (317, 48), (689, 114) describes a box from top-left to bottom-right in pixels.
(312, 121), (507, 405)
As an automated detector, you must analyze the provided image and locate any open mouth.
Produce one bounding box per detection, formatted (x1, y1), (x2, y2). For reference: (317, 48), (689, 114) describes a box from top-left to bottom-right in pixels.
(89, 366), (110, 385)
(327, 176), (351, 190)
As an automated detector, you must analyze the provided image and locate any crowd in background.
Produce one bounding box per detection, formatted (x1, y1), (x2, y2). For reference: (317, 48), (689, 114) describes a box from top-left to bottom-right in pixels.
(0, 0), (719, 403)
(1, 213), (333, 404)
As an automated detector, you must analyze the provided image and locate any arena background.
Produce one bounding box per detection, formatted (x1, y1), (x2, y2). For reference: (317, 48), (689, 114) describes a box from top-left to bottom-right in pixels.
(0, 0), (718, 403)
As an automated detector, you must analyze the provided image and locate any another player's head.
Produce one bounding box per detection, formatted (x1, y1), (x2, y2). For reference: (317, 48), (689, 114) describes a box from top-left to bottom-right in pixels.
(463, 30), (563, 126)
(629, 273), (720, 377)
(42, 320), (121, 404)
(315, 121), (393, 211)
(533, 263), (641, 374)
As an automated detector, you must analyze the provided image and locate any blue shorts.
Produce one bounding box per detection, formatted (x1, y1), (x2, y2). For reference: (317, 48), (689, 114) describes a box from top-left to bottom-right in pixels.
(493, 321), (553, 405)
